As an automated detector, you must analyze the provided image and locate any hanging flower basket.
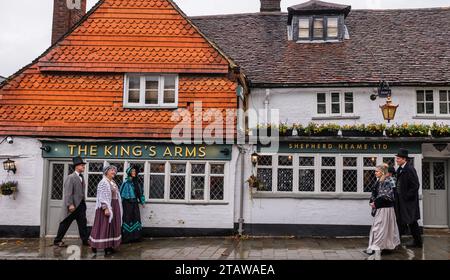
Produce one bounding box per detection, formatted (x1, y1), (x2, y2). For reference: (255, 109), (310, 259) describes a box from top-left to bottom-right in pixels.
(0, 181), (18, 197)
(246, 175), (264, 192)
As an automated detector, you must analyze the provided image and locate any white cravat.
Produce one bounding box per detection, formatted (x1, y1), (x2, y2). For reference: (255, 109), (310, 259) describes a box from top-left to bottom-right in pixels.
(74, 171), (83, 182)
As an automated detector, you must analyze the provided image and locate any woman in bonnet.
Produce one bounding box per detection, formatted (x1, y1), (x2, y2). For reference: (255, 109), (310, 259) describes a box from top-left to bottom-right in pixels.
(88, 165), (123, 255)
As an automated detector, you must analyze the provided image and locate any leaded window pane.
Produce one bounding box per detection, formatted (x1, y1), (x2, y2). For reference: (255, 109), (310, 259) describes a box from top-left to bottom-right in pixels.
(150, 163), (165, 173)
(171, 163), (186, 174)
(191, 176), (205, 200)
(191, 164), (206, 174)
(257, 168), (272, 191)
(278, 156), (293, 166)
(322, 157), (336, 167)
(363, 170), (377, 192)
(343, 170), (358, 192)
(211, 164), (225, 174)
(321, 169), (336, 192)
(278, 169), (293, 192)
(51, 164), (65, 200)
(364, 157), (377, 167)
(210, 177), (224, 200)
(383, 157), (395, 168)
(258, 156), (272, 166)
(88, 174), (103, 198)
(109, 162), (124, 173)
(170, 175), (185, 200)
(422, 163), (430, 190)
(149, 175), (165, 199)
(299, 157), (314, 167)
(433, 162), (446, 190)
(299, 169), (315, 192)
(89, 162), (104, 173)
(343, 157), (357, 167)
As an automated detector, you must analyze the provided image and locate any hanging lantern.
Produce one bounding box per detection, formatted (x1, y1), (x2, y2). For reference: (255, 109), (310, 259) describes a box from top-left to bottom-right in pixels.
(3, 158), (16, 174)
(380, 96), (399, 123)
(251, 153), (259, 166)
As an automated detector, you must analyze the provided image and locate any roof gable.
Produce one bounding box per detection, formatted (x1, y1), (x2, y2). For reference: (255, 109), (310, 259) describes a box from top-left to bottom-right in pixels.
(36, 0), (233, 74)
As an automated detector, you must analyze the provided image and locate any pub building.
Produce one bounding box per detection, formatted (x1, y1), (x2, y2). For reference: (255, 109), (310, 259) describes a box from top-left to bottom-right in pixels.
(0, 0), (247, 237)
(194, 0), (450, 235)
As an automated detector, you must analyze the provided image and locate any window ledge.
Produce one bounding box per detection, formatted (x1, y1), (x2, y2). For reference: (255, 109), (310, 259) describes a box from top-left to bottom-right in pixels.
(296, 39), (341, 44)
(146, 201), (229, 205)
(253, 192), (371, 200)
(312, 115), (361, 120)
(413, 115), (450, 120)
(124, 105), (178, 110)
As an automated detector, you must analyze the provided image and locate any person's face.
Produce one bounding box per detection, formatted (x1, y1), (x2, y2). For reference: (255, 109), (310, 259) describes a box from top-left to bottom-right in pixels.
(131, 169), (137, 177)
(107, 169), (116, 178)
(396, 156), (406, 166)
(76, 164), (86, 173)
(375, 168), (383, 179)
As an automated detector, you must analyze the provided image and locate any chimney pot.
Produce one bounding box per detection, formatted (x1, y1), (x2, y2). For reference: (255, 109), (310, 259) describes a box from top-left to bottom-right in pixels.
(260, 0), (281, 12)
(52, 0), (87, 44)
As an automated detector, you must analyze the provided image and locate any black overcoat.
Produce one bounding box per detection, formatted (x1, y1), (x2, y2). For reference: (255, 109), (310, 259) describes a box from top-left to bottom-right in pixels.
(395, 162), (421, 224)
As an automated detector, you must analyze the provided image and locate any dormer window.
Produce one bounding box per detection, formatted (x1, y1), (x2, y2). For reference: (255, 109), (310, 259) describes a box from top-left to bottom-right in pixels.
(288, 0), (351, 43)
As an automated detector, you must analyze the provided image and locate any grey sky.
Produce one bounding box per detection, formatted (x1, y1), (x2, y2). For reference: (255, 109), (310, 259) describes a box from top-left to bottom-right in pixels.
(1, 0), (450, 77)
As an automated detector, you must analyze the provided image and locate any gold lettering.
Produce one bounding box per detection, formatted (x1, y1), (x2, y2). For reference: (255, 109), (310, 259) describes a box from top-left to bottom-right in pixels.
(90, 145), (98, 156)
(163, 147), (173, 157)
(149, 146), (157, 157)
(68, 145), (77, 156)
(132, 146), (142, 157)
(198, 147), (206, 158)
(114, 146), (118, 156)
(175, 147), (183, 157)
(186, 147), (196, 158)
(120, 146), (130, 157)
(104, 146), (113, 156)
(78, 145), (88, 155)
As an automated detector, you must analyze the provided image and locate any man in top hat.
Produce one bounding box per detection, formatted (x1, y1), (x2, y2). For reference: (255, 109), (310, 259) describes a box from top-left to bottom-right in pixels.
(53, 156), (89, 247)
(395, 148), (422, 248)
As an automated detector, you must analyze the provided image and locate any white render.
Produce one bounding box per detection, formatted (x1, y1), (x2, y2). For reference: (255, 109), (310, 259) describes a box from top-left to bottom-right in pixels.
(249, 87), (450, 127)
(0, 137), (44, 227)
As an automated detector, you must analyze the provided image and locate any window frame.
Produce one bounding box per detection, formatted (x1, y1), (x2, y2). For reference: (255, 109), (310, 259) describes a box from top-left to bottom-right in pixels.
(315, 91), (355, 117)
(297, 15), (341, 41)
(123, 74), (179, 109)
(415, 88), (450, 117)
(255, 153), (422, 195)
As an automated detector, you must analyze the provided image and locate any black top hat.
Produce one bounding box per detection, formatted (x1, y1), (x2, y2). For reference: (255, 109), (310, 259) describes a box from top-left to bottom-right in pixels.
(72, 156), (87, 167)
(396, 148), (409, 159)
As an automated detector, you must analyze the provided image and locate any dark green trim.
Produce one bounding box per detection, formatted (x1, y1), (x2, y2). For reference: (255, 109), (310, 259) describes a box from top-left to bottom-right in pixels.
(0, 226), (40, 238)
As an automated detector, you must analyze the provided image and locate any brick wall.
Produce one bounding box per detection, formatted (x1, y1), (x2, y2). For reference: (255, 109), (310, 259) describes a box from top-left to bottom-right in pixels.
(52, 0), (87, 44)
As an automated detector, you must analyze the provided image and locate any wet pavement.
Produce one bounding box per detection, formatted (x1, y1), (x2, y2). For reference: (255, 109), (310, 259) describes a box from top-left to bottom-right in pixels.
(0, 232), (449, 260)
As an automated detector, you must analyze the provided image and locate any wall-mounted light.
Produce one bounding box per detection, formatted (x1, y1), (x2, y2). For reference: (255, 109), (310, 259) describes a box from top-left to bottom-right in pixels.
(40, 146), (51, 153)
(370, 81), (398, 123)
(251, 153), (259, 166)
(0, 136), (13, 145)
(3, 158), (16, 174)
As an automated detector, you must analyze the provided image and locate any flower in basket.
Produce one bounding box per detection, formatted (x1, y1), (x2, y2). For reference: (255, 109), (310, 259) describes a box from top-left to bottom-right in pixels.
(431, 123), (450, 138)
(307, 123), (340, 136)
(279, 123), (289, 136)
(0, 181), (18, 196)
(246, 175), (264, 191)
(386, 123), (430, 137)
(366, 123), (386, 135)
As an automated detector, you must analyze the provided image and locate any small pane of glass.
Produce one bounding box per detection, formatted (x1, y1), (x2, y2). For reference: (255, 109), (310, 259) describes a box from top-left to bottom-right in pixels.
(322, 157), (336, 167)
(422, 163), (430, 190)
(321, 169), (336, 192)
(163, 76), (176, 104)
(343, 157), (357, 167)
(343, 170), (358, 192)
(318, 104), (326, 114)
(150, 163), (165, 173)
(364, 157), (377, 167)
(313, 18), (324, 38)
(171, 163), (186, 174)
(89, 162), (104, 173)
(191, 176), (205, 200)
(145, 79), (159, 105)
(317, 93), (326, 103)
(278, 169), (293, 192)
(327, 17), (338, 37)
(299, 157), (314, 167)
(425, 91), (434, 101)
(426, 102), (434, 114)
(278, 156), (293, 166)
(257, 168), (272, 191)
(149, 175), (165, 199)
(258, 156), (272, 166)
(299, 169), (315, 192)
(191, 164), (206, 174)
(299, 18), (310, 38)
(416, 91), (424, 102)
(363, 170), (377, 192)
(417, 103), (425, 114)
(211, 164), (225, 174)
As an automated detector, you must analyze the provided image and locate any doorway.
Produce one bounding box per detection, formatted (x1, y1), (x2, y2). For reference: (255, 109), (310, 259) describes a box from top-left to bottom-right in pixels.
(422, 160), (449, 228)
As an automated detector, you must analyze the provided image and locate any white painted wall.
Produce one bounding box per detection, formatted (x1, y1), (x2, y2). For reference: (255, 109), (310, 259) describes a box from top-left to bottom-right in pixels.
(249, 87), (450, 126)
(0, 137), (44, 226)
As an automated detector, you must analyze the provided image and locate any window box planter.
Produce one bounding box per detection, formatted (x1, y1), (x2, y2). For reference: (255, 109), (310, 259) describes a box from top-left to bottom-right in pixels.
(385, 124), (430, 138)
(341, 130), (384, 137)
(310, 129), (339, 137)
(431, 124), (450, 138)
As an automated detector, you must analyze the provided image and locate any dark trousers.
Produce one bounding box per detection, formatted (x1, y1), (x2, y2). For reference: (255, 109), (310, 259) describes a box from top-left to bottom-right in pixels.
(399, 221), (422, 245)
(54, 200), (89, 244)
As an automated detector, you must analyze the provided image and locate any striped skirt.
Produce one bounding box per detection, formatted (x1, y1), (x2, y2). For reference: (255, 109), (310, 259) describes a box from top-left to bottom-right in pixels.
(89, 199), (122, 249)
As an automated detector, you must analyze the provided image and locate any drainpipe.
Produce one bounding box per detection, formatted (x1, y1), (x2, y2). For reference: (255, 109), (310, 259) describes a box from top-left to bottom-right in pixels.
(237, 145), (246, 236)
(264, 89), (270, 124)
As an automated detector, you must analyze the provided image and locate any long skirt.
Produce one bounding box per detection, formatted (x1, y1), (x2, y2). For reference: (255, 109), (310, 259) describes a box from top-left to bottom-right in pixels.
(121, 199), (143, 243)
(89, 199), (122, 249)
(368, 207), (401, 251)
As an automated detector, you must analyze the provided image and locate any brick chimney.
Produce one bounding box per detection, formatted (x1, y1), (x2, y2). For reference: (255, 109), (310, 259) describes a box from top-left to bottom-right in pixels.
(260, 0), (281, 12)
(52, 0), (87, 44)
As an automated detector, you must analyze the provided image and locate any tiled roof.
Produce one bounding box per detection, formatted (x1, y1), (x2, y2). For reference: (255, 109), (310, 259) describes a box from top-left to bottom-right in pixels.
(193, 8), (450, 86)
(37, 0), (233, 73)
(0, 0), (238, 139)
